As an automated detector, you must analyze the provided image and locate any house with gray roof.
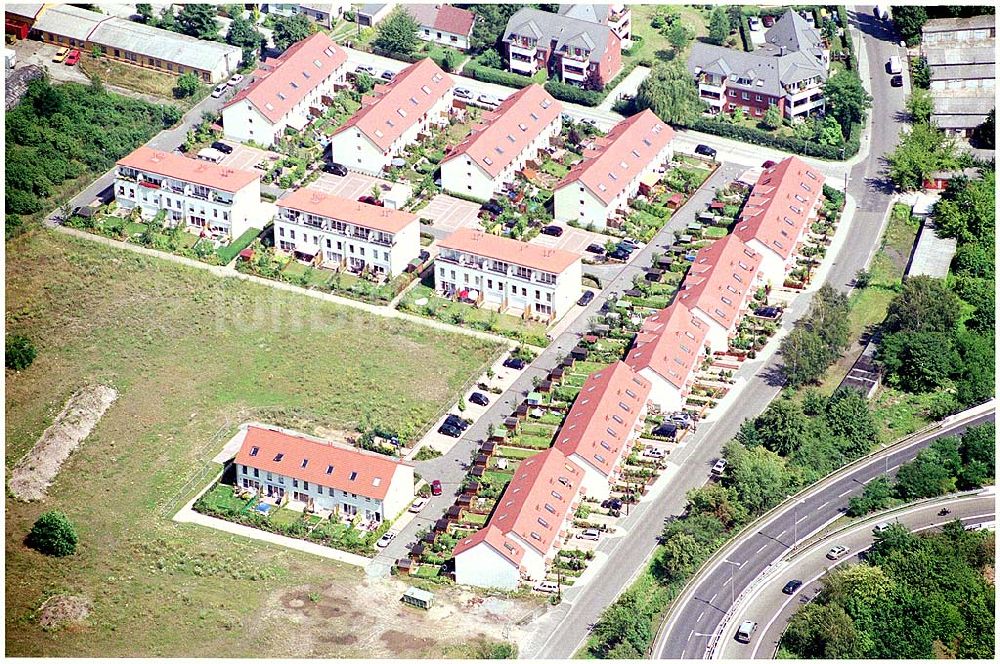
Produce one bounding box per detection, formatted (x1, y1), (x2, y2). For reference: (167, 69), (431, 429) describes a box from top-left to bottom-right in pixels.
(558, 3), (632, 49)
(502, 7), (622, 89)
(921, 14), (995, 138)
(687, 10), (828, 121)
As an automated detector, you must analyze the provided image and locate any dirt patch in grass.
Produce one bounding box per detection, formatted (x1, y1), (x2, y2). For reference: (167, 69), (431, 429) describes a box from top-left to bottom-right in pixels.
(9, 385), (118, 501)
(381, 628), (437, 656)
(38, 595), (91, 630)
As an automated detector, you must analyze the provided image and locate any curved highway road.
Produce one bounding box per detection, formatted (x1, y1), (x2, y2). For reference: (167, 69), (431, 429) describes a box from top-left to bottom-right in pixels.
(654, 403), (995, 659)
(718, 490), (996, 659)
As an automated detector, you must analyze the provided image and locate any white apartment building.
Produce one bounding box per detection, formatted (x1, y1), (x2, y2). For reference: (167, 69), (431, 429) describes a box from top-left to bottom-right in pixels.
(440, 83), (562, 202)
(233, 424), (414, 522)
(554, 109), (675, 229)
(222, 32), (347, 146)
(328, 58), (453, 175)
(275, 187), (420, 277)
(114, 146), (262, 240)
(435, 229), (582, 322)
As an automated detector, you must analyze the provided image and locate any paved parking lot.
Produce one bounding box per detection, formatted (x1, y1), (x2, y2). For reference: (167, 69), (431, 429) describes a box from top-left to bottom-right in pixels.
(530, 222), (616, 255)
(11, 40), (89, 85)
(422, 194), (483, 233)
(308, 171), (388, 201)
(218, 142), (280, 172)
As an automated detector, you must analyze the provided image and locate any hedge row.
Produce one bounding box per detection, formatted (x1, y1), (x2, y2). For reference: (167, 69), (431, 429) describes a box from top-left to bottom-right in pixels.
(738, 12), (755, 52)
(690, 118), (861, 161)
(463, 61), (534, 89)
(838, 6), (857, 71)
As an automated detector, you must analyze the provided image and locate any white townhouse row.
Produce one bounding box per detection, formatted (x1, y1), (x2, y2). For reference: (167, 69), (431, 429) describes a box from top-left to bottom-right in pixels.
(440, 83), (562, 202)
(114, 146), (262, 240)
(233, 424), (414, 523)
(328, 58), (454, 175)
(435, 229), (582, 322)
(222, 32), (348, 147)
(553, 109), (675, 229)
(275, 187), (420, 277)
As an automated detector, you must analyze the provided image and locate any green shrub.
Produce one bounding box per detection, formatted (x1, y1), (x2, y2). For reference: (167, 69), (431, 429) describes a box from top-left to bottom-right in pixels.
(544, 80), (603, 107)
(691, 118), (860, 161)
(5, 334), (37, 370)
(27, 510), (78, 557)
(463, 62), (533, 88)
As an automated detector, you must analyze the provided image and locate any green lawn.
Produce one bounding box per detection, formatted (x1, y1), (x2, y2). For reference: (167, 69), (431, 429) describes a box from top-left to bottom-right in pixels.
(627, 5), (709, 67)
(4, 229), (504, 656)
(513, 433), (554, 450)
(199, 484), (252, 513)
(497, 446), (540, 460)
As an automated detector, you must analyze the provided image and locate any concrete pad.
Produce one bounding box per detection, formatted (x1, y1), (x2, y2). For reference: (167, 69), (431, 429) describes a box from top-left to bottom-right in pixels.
(309, 171), (389, 201)
(219, 143), (280, 172)
(529, 223), (616, 256)
(422, 194), (483, 233)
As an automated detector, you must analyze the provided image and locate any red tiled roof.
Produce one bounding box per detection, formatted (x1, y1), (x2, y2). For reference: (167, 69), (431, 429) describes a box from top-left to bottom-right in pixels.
(734, 156), (826, 260)
(224, 32), (346, 124)
(233, 426), (409, 501)
(626, 302), (709, 389)
(434, 4), (476, 35)
(443, 84), (562, 178)
(452, 523), (525, 567)
(676, 235), (762, 330)
(117, 146), (260, 193)
(438, 228), (581, 273)
(554, 361), (651, 478)
(278, 187), (418, 234)
(333, 58), (453, 151)
(556, 109), (675, 205)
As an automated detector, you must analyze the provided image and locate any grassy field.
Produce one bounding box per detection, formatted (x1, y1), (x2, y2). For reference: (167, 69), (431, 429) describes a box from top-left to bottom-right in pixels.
(78, 54), (209, 110)
(5, 229), (507, 657)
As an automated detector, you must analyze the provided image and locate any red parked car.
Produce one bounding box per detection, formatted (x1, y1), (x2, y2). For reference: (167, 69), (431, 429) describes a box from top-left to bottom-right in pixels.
(357, 195), (384, 207)
(65, 49), (81, 66)
(431, 479), (443, 496)
(762, 160), (777, 168)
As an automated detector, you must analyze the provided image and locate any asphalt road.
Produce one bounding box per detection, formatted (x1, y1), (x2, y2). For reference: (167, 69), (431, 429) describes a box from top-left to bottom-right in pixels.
(721, 490), (996, 659)
(654, 403), (995, 659)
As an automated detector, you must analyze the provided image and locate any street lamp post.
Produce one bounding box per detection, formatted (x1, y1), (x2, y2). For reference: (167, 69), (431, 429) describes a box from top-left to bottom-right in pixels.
(723, 559), (742, 608)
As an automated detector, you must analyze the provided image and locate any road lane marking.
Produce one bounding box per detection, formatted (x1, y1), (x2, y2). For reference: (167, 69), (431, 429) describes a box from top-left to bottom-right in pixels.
(777, 529), (786, 538)
(888, 464), (899, 472)
(710, 592), (717, 602)
(756, 544), (767, 554)
(698, 611), (705, 622)
(819, 501), (829, 509)
(838, 488), (853, 497)
(795, 515), (808, 524)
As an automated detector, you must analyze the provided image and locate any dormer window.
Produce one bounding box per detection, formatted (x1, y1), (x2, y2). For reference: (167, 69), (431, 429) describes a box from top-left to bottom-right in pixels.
(600, 440), (611, 451)
(421, 85), (431, 94)
(326, 465), (334, 474)
(349, 471), (358, 481)
(537, 517), (550, 528)
(432, 73), (443, 83)
(273, 453), (284, 462)
(540, 98), (551, 108)
(300, 458), (309, 468)
(277, 92), (286, 100)
(249, 446), (259, 457)
(595, 454), (606, 463)
(397, 108), (407, 118)
(302, 71), (311, 79)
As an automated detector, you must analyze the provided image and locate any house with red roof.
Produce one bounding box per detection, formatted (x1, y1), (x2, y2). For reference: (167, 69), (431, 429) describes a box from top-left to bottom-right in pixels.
(553, 109), (675, 229)
(626, 301), (710, 412)
(221, 32), (347, 146)
(435, 228), (582, 322)
(233, 424), (414, 523)
(275, 187), (420, 276)
(115, 146), (262, 241)
(553, 362), (651, 499)
(403, 3), (476, 51)
(676, 235), (764, 352)
(440, 84), (562, 201)
(453, 448), (584, 589)
(734, 156), (826, 287)
(328, 58), (454, 175)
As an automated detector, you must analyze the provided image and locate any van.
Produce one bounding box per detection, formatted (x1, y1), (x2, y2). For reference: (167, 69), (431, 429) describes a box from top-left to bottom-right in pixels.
(735, 620), (757, 643)
(887, 56), (902, 75)
(197, 147), (225, 164)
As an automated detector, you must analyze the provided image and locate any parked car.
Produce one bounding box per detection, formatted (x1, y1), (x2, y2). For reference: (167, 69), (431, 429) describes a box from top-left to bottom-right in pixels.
(694, 143), (718, 159)
(762, 14), (776, 27)
(735, 620), (758, 643)
(438, 423), (463, 438)
(409, 498), (428, 513)
(653, 421), (678, 439)
(890, 74), (903, 87)
(887, 56), (902, 74)
(873, 522), (891, 534)
(324, 162), (348, 176)
(454, 87), (473, 100)
(355, 64), (375, 75)
(607, 248), (630, 262)
(503, 357), (527, 370)
(376, 531), (396, 548)
(619, 238), (639, 251)
(670, 411), (691, 424)
(577, 290), (595, 306)
(643, 447), (665, 459)
(711, 458), (728, 476)
(762, 159), (776, 168)
(782, 579), (804, 595)
(481, 199), (504, 216)
(469, 392), (490, 407)
(826, 545), (850, 560)
(64, 49), (80, 66)
(380, 69), (395, 81)
(211, 141), (234, 155)
(586, 243), (606, 255)
(52, 47), (69, 63)
(211, 83), (228, 98)
(541, 225), (564, 237)
(477, 93), (500, 107)
(357, 195), (384, 207)
(431, 479), (443, 496)
(419, 249), (430, 263)
(443, 414), (469, 430)
(561, 113), (573, 123)
(227, 73), (245, 86)
(747, 16), (762, 31)
(576, 528), (601, 541)
(534, 580), (559, 593)
(601, 498), (623, 511)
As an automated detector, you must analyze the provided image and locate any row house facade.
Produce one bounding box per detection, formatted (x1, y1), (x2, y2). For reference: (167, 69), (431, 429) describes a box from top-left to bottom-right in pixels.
(453, 448), (584, 589)
(554, 109), (675, 229)
(114, 146), (262, 240)
(553, 361), (652, 500)
(501, 7), (622, 89)
(275, 187), (420, 277)
(734, 156), (826, 287)
(223, 32), (348, 146)
(233, 424), (414, 522)
(328, 58), (454, 175)
(625, 301), (710, 413)
(675, 235), (764, 352)
(440, 84), (562, 202)
(434, 229), (582, 322)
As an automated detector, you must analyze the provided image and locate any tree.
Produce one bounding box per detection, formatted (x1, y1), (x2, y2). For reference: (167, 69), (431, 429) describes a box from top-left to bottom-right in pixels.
(846, 476), (894, 516)
(157, 6), (176, 30)
(6, 334), (37, 370)
(373, 7), (420, 54)
(894, 448), (957, 499)
(226, 13), (265, 65)
(685, 484), (748, 529)
(783, 603), (861, 658)
(634, 60), (703, 126)
(910, 56), (930, 88)
(441, 48), (458, 72)
(355, 71), (375, 93)
(174, 72), (201, 99)
(953, 328), (994, 407)
(884, 276), (961, 334)
(818, 115), (845, 146)
(891, 5), (929, 46)
(823, 70), (871, 135)
(465, 3), (522, 53)
(878, 331), (958, 392)
(754, 399), (808, 456)
(666, 21), (691, 53)
(707, 7), (731, 45)
(959, 422), (995, 474)
(135, 3), (154, 23)
(780, 284), (850, 387)
(826, 388), (880, 457)
(952, 241), (994, 279)
(972, 108), (995, 149)
(886, 123), (957, 190)
(176, 3), (219, 40)
(26, 510), (78, 557)
(478, 48), (503, 69)
(933, 169), (995, 243)
(906, 88), (933, 124)
(725, 443), (790, 514)
(761, 104), (782, 130)
(590, 589), (655, 658)
(272, 13), (314, 52)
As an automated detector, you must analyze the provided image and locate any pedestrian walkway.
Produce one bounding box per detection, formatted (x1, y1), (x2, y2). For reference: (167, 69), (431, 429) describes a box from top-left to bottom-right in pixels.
(597, 65), (650, 113)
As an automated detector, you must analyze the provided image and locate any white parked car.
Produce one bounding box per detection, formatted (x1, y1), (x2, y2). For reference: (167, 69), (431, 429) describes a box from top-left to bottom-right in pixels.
(355, 64), (375, 75)
(826, 544), (850, 560)
(408, 498), (428, 513)
(211, 83), (228, 98)
(477, 93), (499, 107)
(577, 528), (601, 541)
(227, 73), (244, 86)
(747, 16), (762, 31)
(643, 447), (665, 459)
(376, 531), (396, 548)
(454, 87), (473, 100)
(533, 580), (559, 593)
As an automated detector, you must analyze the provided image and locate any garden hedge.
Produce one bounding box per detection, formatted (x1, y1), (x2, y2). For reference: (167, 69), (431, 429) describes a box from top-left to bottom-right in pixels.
(690, 118), (861, 161)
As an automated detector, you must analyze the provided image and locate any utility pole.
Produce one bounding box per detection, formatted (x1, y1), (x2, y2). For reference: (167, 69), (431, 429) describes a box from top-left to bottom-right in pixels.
(723, 559), (742, 608)
(557, 561), (562, 603)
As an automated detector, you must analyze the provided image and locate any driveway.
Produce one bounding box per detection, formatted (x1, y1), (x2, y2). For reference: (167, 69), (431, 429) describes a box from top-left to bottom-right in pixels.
(218, 142), (280, 172)
(13, 40), (90, 85)
(597, 65), (651, 112)
(530, 223), (615, 255)
(308, 171), (389, 200)
(421, 194), (483, 234)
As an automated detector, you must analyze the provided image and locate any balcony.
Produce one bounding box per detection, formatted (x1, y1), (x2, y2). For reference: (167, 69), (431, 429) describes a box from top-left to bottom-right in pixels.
(190, 190), (210, 201)
(371, 235), (393, 247)
(304, 218), (324, 229)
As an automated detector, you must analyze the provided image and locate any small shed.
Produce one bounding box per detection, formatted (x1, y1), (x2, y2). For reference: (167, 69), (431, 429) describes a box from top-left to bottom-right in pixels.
(624, 288), (643, 297)
(514, 402), (530, 418)
(538, 379), (553, 393)
(526, 392), (543, 405)
(665, 192), (684, 210)
(593, 324), (610, 336)
(422, 531), (436, 544)
(503, 416), (520, 431)
(395, 558), (413, 575)
(238, 247), (255, 261)
(456, 493), (473, 508)
(409, 542), (425, 558)
(480, 441), (496, 455)
(638, 171), (661, 196)
(489, 429), (507, 444)
(466, 481), (481, 495)
(645, 269), (663, 282)
(474, 453), (489, 467)
(656, 255), (673, 268)
(561, 356), (575, 368)
(583, 334), (598, 344)
(549, 366), (565, 381)
(678, 234), (694, 244)
(402, 586), (434, 610)
(434, 518), (450, 532)
(446, 505), (462, 520)
(708, 200), (725, 211)
(570, 346), (589, 360)
(470, 465), (485, 478)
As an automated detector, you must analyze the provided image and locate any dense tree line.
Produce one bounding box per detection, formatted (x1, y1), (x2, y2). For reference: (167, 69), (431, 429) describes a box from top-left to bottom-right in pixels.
(779, 284), (851, 388)
(782, 521), (994, 658)
(5, 77), (181, 236)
